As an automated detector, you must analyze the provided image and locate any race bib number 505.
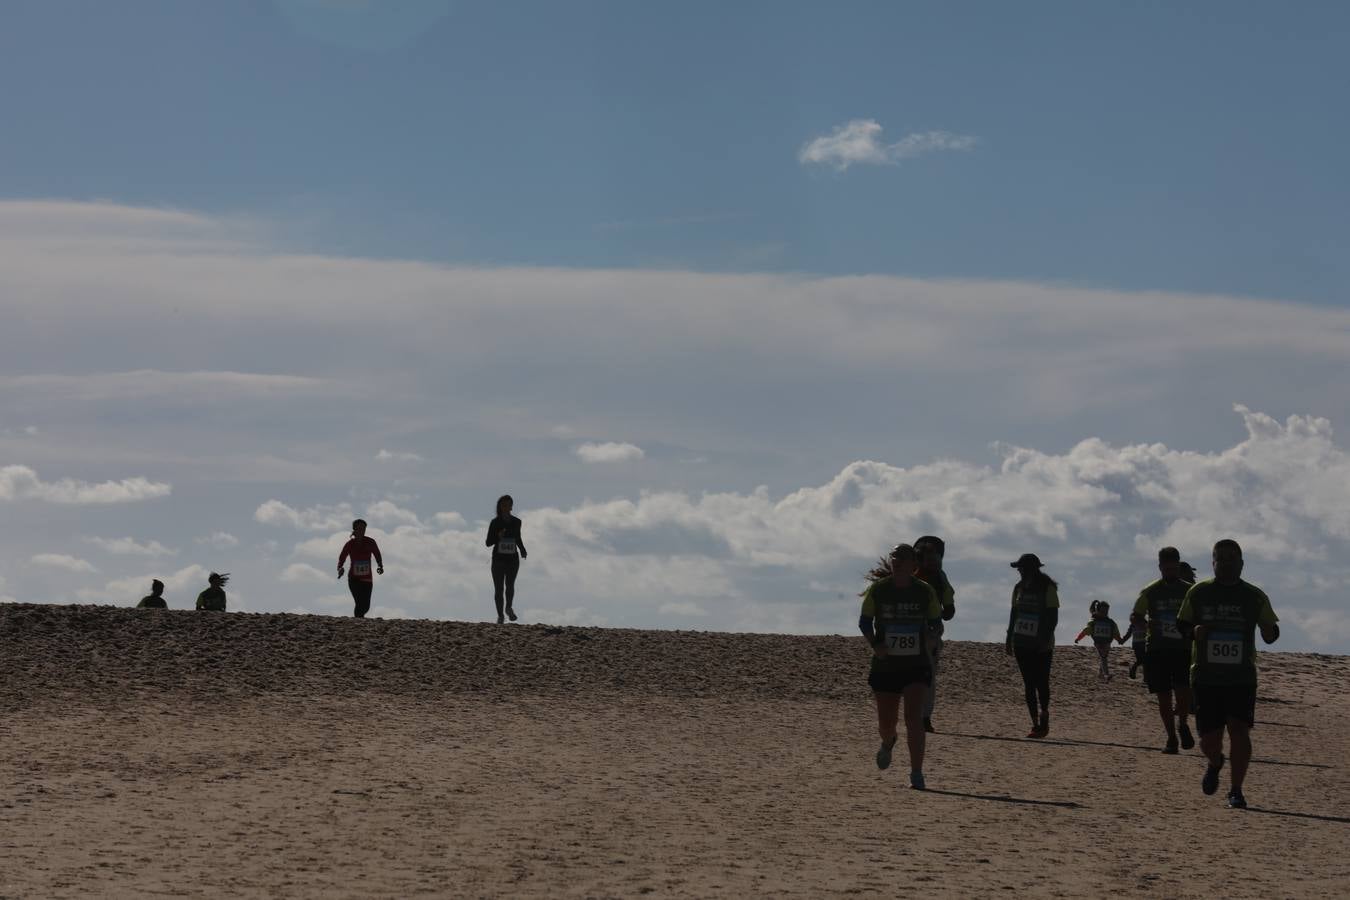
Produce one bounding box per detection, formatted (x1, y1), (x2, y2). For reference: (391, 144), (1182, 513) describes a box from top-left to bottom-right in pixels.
(1208, 631), (1244, 665)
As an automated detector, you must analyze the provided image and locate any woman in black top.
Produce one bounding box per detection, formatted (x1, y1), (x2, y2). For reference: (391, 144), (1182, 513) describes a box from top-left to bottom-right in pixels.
(486, 494), (527, 624)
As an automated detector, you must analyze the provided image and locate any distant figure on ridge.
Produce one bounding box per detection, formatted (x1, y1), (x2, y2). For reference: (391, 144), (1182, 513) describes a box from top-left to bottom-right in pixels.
(1074, 600), (1124, 681)
(337, 518), (384, 618)
(859, 543), (942, 790)
(1006, 553), (1059, 738)
(486, 494), (527, 624)
(1131, 546), (1197, 754)
(1124, 612), (1148, 680)
(913, 535), (956, 733)
(137, 579), (167, 609)
(195, 572), (229, 611)
(1177, 539), (1279, 810)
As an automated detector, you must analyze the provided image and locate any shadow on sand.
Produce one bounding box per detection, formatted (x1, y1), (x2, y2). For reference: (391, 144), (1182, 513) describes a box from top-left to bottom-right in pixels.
(943, 731), (1333, 770)
(923, 788), (1082, 809)
(1245, 807), (1350, 825)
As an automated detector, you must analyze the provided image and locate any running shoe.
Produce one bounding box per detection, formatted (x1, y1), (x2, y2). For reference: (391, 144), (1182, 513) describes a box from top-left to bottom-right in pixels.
(923, 717), (936, 734)
(1202, 754), (1226, 796)
(1129, 663), (1139, 679)
(909, 770), (927, 791)
(1226, 789), (1248, 810)
(1178, 722), (1195, 750)
(496, 615), (505, 625)
(506, 606), (518, 622)
(876, 737), (896, 770)
(1163, 737), (1179, 754)
(1038, 715), (1050, 738)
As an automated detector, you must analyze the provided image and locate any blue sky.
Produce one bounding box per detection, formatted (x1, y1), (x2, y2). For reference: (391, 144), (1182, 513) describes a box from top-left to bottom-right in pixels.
(3, 1), (1350, 650)
(4, 1), (1347, 300)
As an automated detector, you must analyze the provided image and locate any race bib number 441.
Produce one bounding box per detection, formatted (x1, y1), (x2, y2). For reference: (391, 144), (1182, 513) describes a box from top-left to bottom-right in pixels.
(1014, 614), (1039, 637)
(1208, 631), (1244, 665)
(884, 624), (921, 657)
(353, 562), (371, 577)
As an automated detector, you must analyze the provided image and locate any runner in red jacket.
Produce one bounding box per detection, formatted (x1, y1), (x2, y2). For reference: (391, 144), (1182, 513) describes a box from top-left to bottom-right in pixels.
(337, 518), (383, 618)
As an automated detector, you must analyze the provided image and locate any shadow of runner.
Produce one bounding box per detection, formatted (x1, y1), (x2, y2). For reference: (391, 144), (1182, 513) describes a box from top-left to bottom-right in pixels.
(923, 788), (1082, 809)
(1244, 807), (1350, 825)
(942, 731), (1333, 769)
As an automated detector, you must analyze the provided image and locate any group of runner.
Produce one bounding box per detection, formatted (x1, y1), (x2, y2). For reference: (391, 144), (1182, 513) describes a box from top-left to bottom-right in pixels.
(135, 495), (528, 623)
(859, 538), (1280, 811)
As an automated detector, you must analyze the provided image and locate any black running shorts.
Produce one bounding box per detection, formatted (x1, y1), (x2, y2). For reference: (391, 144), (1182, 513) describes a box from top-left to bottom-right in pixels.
(1194, 684), (1257, 734)
(868, 667), (933, 694)
(1145, 649), (1191, 694)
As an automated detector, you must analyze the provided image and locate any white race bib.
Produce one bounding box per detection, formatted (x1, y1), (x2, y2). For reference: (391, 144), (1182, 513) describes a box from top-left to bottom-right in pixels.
(1157, 613), (1181, 641)
(1207, 631), (1243, 665)
(497, 538), (517, 555)
(353, 561), (371, 577)
(1092, 622), (1113, 640)
(884, 624), (921, 657)
(1014, 614), (1039, 637)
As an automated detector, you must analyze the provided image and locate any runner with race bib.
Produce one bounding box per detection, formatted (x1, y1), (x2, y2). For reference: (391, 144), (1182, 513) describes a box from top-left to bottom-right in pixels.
(337, 518), (384, 618)
(859, 543), (943, 790)
(1005, 553), (1060, 738)
(1176, 539), (1280, 810)
(1132, 546), (1196, 754)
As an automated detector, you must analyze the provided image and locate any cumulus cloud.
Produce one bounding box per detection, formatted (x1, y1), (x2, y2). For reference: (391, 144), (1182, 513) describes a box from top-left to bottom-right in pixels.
(76, 564), (209, 607)
(269, 406), (1350, 650)
(31, 553), (98, 574)
(255, 500), (355, 531)
(0, 465), (171, 504)
(576, 442), (645, 464)
(798, 120), (977, 171)
(197, 532), (240, 549)
(85, 536), (177, 557)
(280, 562), (332, 584)
(376, 449), (424, 462)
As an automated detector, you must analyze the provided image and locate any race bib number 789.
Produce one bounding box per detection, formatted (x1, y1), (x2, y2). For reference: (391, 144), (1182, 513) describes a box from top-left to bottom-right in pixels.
(884, 625), (921, 657)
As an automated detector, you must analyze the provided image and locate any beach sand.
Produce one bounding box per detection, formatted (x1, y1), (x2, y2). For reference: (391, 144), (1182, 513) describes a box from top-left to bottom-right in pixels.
(2, 603), (1347, 898)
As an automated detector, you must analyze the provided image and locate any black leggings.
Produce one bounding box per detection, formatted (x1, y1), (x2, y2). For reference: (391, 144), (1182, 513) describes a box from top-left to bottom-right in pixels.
(491, 555), (520, 617)
(348, 579), (373, 618)
(1014, 647), (1053, 721)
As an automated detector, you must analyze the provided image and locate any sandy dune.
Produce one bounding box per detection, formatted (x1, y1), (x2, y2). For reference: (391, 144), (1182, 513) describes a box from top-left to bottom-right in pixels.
(2, 603), (1347, 898)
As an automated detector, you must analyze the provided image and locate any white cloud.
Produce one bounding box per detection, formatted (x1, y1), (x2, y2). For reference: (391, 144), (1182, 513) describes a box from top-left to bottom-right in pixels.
(658, 601), (708, 617)
(255, 500), (355, 531)
(85, 536), (177, 557)
(576, 442), (645, 464)
(280, 562), (333, 584)
(432, 511), (467, 528)
(364, 500), (421, 528)
(77, 564), (209, 607)
(197, 531), (240, 549)
(0, 465), (171, 504)
(376, 449), (424, 462)
(31, 553), (98, 573)
(798, 120), (977, 171)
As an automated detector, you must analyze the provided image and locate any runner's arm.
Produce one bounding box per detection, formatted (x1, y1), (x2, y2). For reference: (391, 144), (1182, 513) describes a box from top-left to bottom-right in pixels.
(516, 523), (527, 559)
(371, 539), (384, 572)
(485, 520), (498, 547)
(1257, 594), (1279, 643)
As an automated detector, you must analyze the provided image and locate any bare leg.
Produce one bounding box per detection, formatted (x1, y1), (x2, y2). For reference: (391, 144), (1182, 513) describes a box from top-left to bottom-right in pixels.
(874, 692), (901, 743)
(1175, 686), (1193, 725)
(902, 683), (927, 772)
(1158, 691), (1178, 740)
(1228, 721), (1253, 792)
(1200, 726), (1225, 767)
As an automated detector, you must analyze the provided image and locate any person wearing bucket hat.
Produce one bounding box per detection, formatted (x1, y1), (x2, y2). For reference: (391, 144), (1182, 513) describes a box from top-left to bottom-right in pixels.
(1006, 553), (1059, 738)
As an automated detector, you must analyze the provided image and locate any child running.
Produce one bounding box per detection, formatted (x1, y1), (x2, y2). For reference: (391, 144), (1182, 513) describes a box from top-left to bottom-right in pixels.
(1125, 613), (1148, 679)
(1074, 600), (1124, 680)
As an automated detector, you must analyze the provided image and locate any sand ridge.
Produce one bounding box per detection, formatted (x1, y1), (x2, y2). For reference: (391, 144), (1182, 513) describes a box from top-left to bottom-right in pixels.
(2, 603), (1347, 897)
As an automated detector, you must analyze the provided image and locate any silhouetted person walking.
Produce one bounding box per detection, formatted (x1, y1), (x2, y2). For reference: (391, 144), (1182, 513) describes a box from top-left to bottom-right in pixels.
(914, 535), (956, 733)
(1006, 553), (1059, 738)
(337, 518), (384, 618)
(196, 572), (229, 611)
(486, 494), (527, 624)
(137, 579), (167, 609)
(1132, 546), (1197, 753)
